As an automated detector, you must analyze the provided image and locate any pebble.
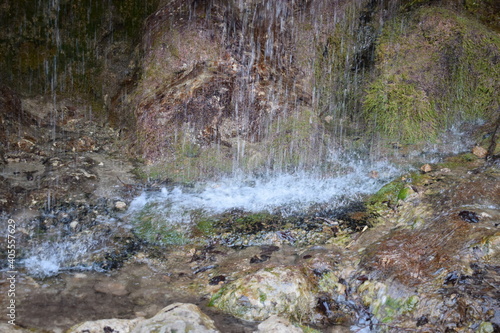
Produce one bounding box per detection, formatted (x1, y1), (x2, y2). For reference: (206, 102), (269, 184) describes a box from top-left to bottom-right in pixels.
(114, 201), (127, 211)
(472, 146), (488, 158)
(458, 210), (480, 223)
(69, 221), (79, 230)
(420, 164), (432, 173)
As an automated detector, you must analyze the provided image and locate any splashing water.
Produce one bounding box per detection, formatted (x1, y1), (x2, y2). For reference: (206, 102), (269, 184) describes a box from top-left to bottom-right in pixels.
(21, 234), (107, 278)
(128, 159), (401, 226)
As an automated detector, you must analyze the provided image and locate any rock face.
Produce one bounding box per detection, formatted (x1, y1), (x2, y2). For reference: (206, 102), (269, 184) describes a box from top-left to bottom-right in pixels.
(0, 0), (159, 121)
(130, 0), (322, 177)
(363, 5), (500, 143)
(126, 0), (500, 180)
(1, 0), (498, 180)
(209, 266), (316, 322)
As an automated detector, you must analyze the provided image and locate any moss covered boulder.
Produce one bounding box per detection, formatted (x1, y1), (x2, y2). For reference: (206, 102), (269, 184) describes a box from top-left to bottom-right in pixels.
(209, 266), (316, 322)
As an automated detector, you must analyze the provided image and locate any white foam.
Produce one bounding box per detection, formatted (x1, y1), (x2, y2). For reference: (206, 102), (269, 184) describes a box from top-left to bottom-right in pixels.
(21, 236), (105, 277)
(128, 160), (401, 225)
(22, 257), (61, 277)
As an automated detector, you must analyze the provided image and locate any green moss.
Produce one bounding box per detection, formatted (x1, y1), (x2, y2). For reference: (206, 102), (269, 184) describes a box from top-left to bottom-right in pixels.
(318, 272), (341, 293)
(397, 187), (411, 201)
(265, 107), (324, 171)
(363, 6), (500, 143)
(362, 283), (419, 324)
(327, 233), (352, 247)
(232, 212), (275, 233)
(464, 0), (500, 32)
(368, 181), (405, 209)
(259, 291), (267, 303)
(438, 152), (479, 169)
(363, 76), (437, 143)
(137, 141), (233, 183)
(367, 171), (425, 215)
(193, 218), (215, 237)
(208, 286), (227, 307)
(132, 202), (188, 245)
(313, 1), (365, 120)
(477, 322), (495, 333)
(378, 295), (419, 323)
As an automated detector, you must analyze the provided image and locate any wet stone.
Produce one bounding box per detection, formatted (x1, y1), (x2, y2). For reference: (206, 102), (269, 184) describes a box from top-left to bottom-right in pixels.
(67, 318), (143, 333)
(420, 163), (432, 173)
(209, 266), (317, 322)
(458, 210), (480, 223)
(208, 275), (226, 285)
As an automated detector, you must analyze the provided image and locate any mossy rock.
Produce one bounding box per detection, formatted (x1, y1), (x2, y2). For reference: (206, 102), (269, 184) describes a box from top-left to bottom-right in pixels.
(438, 152), (482, 169)
(366, 171), (427, 216)
(358, 281), (419, 324)
(0, 0), (158, 96)
(211, 210), (291, 235)
(209, 266), (316, 322)
(363, 6), (500, 143)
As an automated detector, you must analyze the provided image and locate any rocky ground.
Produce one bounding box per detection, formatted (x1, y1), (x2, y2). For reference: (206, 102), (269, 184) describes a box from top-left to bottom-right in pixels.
(1, 86), (499, 332)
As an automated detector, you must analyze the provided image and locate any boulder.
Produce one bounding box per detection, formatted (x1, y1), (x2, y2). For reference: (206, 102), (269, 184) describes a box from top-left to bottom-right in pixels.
(131, 303), (219, 333)
(209, 266), (316, 322)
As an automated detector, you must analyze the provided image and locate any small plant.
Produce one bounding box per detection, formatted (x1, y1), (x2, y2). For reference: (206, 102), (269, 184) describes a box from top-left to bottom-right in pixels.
(132, 202), (188, 245)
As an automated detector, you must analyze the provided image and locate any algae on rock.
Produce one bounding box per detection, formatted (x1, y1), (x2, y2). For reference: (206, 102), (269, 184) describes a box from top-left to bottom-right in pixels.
(209, 266), (316, 323)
